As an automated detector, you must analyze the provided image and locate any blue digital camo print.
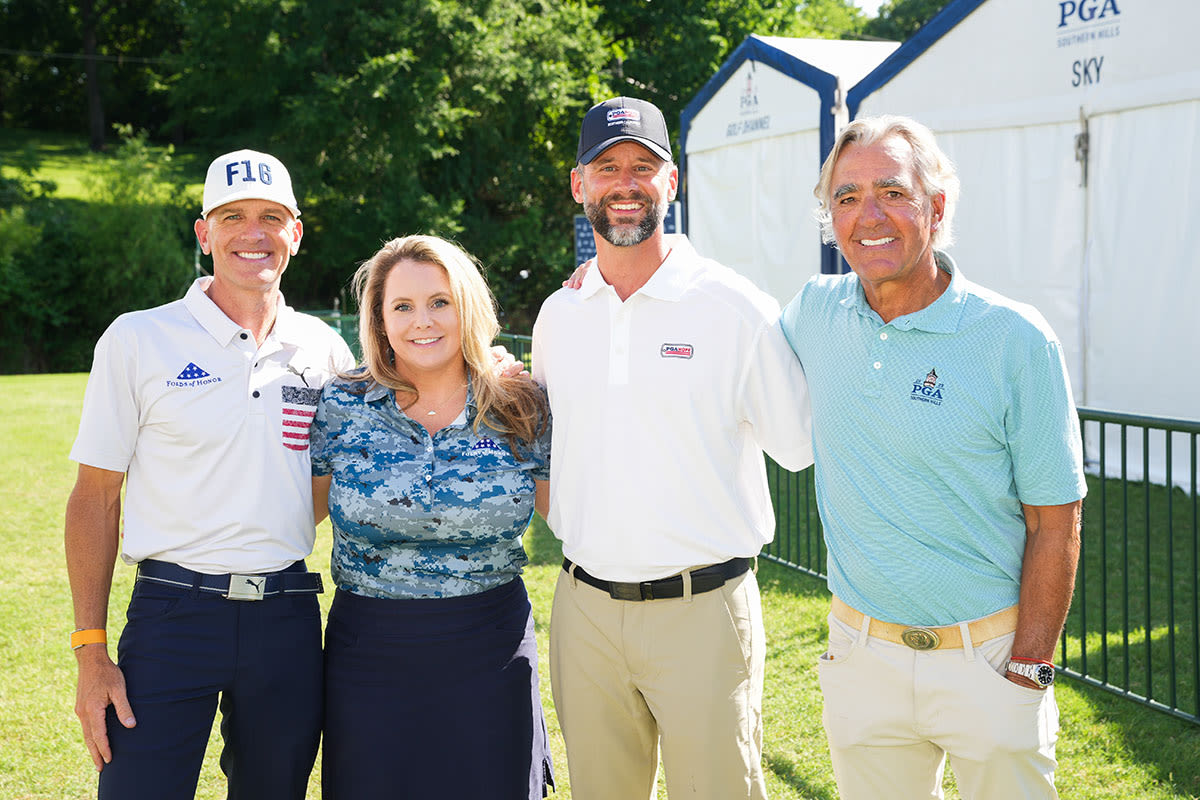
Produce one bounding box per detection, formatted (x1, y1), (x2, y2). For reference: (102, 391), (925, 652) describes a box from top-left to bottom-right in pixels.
(311, 372), (551, 599)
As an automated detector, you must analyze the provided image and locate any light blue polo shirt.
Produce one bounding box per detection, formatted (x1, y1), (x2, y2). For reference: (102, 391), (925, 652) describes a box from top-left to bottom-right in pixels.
(779, 252), (1086, 626)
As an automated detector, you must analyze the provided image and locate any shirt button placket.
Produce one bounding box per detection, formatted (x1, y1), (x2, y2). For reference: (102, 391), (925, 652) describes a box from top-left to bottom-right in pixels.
(864, 325), (891, 398)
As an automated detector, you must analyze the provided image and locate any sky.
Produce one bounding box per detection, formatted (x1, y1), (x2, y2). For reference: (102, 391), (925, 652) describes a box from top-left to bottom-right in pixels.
(850, 0), (885, 17)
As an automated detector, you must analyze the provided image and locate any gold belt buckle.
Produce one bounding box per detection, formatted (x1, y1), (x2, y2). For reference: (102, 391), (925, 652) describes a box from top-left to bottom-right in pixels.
(900, 627), (940, 650)
(226, 574), (266, 601)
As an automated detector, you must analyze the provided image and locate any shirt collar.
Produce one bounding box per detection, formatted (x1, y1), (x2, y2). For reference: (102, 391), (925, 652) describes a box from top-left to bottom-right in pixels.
(364, 374), (479, 425)
(845, 250), (967, 333)
(183, 276), (301, 347)
(578, 233), (700, 303)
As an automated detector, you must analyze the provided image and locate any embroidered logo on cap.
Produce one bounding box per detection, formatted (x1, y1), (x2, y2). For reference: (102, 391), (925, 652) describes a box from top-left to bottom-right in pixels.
(282, 385), (320, 451)
(910, 368), (945, 406)
(607, 108), (641, 125)
(660, 343), (694, 359)
(167, 362), (222, 388)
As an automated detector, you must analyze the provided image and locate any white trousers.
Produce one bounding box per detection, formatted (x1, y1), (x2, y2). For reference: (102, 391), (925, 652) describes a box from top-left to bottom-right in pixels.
(819, 607), (1059, 800)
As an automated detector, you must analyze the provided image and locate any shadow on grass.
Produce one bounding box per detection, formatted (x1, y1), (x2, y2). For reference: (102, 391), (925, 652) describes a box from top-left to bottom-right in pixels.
(764, 752), (838, 800)
(1059, 666), (1200, 797)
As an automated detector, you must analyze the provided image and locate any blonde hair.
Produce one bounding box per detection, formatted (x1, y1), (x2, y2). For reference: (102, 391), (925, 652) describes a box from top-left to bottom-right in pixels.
(814, 114), (960, 249)
(350, 234), (547, 449)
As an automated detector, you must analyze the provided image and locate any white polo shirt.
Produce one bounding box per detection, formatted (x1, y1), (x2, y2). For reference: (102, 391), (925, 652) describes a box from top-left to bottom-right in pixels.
(532, 235), (813, 582)
(70, 277), (354, 574)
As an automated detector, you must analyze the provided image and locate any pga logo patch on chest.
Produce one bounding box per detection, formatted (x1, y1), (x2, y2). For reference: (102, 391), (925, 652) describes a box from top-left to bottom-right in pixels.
(910, 367), (945, 406)
(660, 343), (694, 360)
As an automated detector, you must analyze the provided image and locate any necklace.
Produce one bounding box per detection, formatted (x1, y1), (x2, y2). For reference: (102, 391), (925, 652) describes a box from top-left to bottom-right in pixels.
(412, 384), (466, 417)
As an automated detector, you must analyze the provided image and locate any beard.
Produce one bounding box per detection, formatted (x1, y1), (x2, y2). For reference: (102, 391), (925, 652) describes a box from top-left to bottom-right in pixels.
(583, 190), (668, 247)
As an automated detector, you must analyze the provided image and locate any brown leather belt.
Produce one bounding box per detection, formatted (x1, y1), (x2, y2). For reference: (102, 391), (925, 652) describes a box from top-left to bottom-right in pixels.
(831, 596), (1018, 650)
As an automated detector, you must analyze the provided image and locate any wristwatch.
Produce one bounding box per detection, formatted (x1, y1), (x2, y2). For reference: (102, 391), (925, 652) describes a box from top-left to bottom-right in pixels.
(1005, 658), (1055, 688)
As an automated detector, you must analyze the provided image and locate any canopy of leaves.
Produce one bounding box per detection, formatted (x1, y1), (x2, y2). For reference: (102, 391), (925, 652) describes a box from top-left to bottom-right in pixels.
(863, 0), (950, 41)
(1, 0), (872, 367)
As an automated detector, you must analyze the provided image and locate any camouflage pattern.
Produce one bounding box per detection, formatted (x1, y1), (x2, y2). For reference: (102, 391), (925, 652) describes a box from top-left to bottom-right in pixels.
(311, 372), (551, 599)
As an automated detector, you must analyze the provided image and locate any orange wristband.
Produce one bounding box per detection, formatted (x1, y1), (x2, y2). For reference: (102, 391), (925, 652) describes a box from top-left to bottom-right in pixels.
(70, 629), (107, 650)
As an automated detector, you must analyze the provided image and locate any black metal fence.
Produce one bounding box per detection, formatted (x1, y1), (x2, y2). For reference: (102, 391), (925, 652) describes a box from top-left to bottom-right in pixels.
(765, 407), (1200, 727)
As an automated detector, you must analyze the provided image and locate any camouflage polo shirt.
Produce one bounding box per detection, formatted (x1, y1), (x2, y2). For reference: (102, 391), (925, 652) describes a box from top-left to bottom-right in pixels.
(310, 373), (551, 599)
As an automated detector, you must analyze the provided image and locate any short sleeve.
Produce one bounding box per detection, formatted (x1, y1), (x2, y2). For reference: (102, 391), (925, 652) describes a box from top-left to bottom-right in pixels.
(739, 318), (813, 472)
(1007, 340), (1087, 505)
(530, 397), (553, 481)
(70, 322), (140, 472)
(309, 384), (337, 477)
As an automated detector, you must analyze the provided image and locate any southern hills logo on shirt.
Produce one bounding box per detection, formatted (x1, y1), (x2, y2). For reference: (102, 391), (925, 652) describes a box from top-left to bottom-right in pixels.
(660, 343), (694, 359)
(910, 368), (945, 406)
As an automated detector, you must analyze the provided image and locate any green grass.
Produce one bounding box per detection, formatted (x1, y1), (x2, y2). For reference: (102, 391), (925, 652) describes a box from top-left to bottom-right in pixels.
(1065, 476), (1200, 718)
(3, 373), (1199, 798)
(0, 127), (203, 201)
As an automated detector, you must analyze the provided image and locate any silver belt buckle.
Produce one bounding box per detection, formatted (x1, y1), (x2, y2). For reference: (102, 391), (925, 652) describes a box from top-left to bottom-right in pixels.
(226, 574), (266, 601)
(608, 582), (645, 601)
(900, 627), (940, 650)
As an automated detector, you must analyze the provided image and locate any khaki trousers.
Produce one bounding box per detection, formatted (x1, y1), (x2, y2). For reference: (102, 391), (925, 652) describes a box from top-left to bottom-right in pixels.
(820, 606), (1060, 800)
(550, 567), (768, 800)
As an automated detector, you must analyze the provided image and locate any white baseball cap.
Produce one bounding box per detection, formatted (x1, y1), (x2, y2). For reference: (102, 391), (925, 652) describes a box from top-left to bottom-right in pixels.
(201, 149), (301, 219)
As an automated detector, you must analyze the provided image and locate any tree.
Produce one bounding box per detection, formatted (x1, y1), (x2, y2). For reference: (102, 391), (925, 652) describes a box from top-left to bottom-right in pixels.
(0, 0), (183, 146)
(863, 0), (950, 41)
(169, 0), (612, 328)
(592, 0), (866, 143)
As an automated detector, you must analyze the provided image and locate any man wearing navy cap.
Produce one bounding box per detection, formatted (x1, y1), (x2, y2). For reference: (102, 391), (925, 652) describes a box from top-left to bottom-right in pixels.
(65, 149), (353, 798)
(533, 97), (814, 799)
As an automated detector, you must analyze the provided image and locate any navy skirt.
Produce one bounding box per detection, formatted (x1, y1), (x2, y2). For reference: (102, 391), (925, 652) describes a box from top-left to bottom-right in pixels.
(322, 578), (554, 799)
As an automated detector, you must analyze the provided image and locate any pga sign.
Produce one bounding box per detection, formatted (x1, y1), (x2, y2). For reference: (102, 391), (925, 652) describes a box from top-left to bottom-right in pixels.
(1058, 0), (1120, 28)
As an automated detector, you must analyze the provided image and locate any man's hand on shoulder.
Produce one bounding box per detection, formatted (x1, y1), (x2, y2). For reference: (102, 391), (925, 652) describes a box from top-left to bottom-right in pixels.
(562, 258), (594, 290)
(491, 345), (528, 378)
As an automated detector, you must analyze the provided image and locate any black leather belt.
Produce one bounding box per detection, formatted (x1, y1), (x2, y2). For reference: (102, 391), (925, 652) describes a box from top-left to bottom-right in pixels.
(562, 557), (752, 601)
(136, 559), (323, 601)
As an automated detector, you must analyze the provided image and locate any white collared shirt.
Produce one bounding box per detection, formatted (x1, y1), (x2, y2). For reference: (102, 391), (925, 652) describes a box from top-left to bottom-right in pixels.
(70, 277), (354, 574)
(532, 235), (813, 582)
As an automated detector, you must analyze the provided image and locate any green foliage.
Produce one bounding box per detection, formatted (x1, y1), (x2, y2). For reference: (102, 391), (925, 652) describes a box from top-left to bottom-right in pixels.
(863, 0), (951, 41)
(0, 126), (194, 373)
(591, 0), (866, 152)
(4, 0), (875, 365)
(167, 0), (612, 328)
(0, 0), (183, 143)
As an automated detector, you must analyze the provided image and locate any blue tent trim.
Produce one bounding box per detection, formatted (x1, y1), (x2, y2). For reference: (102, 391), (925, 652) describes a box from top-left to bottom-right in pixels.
(847, 0), (989, 118)
(678, 35), (843, 273)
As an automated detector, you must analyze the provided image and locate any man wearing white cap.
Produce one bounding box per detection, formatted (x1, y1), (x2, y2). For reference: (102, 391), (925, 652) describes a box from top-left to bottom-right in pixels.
(65, 149), (353, 798)
(533, 97), (813, 799)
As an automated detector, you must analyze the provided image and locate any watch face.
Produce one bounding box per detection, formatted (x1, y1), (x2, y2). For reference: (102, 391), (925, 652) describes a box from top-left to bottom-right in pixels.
(1035, 664), (1055, 686)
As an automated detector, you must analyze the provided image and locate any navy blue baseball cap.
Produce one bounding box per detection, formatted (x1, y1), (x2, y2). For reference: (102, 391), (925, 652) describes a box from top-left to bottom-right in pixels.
(576, 97), (673, 165)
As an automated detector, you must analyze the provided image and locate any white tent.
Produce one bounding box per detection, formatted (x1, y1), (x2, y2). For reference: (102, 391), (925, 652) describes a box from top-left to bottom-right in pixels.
(680, 35), (899, 304)
(849, 0), (1200, 484)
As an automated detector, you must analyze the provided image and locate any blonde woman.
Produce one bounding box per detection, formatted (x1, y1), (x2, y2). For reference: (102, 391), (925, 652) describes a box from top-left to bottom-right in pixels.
(311, 235), (553, 799)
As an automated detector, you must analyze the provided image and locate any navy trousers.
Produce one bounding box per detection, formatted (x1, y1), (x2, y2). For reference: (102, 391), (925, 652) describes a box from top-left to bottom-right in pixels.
(97, 564), (323, 800)
(322, 579), (554, 799)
